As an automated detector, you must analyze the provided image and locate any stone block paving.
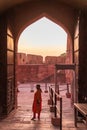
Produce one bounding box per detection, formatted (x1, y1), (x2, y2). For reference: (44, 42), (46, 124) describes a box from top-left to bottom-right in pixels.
(0, 83), (87, 130)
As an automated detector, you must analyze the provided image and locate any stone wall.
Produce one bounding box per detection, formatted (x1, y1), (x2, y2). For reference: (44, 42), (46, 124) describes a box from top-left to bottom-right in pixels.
(17, 64), (66, 84)
(17, 53), (43, 65)
(17, 53), (67, 84)
(26, 54), (43, 64)
(45, 54), (66, 64)
(17, 53), (66, 65)
(17, 53), (27, 65)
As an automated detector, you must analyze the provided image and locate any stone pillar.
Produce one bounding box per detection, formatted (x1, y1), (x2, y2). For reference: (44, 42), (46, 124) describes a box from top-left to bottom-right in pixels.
(79, 10), (87, 103)
(0, 14), (7, 116)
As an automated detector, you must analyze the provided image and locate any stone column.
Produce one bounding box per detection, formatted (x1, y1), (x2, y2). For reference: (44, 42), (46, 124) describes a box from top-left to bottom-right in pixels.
(79, 10), (87, 103)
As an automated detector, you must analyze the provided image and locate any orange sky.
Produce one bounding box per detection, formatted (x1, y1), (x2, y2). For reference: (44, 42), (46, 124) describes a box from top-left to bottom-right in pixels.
(18, 17), (67, 58)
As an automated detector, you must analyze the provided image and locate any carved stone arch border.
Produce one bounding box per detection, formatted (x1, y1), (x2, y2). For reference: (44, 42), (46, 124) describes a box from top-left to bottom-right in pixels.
(15, 11), (73, 61)
(15, 11), (74, 65)
(16, 12), (72, 47)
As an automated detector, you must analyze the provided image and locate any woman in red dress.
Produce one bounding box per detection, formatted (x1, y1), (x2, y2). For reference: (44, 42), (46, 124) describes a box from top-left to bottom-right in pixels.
(31, 84), (42, 120)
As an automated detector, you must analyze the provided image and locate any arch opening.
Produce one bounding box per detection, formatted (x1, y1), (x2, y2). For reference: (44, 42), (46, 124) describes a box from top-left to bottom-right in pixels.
(18, 16), (67, 62)
(16, 16), (73, 109)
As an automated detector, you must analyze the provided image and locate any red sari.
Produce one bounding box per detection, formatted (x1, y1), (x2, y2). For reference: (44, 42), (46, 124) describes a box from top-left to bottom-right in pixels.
(32, 89), (42, 113)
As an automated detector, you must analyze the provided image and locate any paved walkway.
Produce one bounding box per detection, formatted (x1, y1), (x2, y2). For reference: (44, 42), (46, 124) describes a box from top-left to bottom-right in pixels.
(0, 83), (87, 130)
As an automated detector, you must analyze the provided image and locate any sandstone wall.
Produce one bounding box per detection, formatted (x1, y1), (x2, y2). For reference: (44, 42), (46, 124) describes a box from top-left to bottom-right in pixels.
(17, 53), (66, 64)
(17, 64), (66, 84)
(26, 54), (43, 64)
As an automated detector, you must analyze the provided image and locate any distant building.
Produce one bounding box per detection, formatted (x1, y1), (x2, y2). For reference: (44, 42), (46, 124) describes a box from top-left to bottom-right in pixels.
(17, 52), (66, 83)
(17, 52), (66, 65)
(17, 53), (27, 65)
(45, 56), (57, 64)
(17, 53), (43, 65)
(57, 53), (66, 63)
(26, 54), (43, 64)
(45, 54), (66, 64)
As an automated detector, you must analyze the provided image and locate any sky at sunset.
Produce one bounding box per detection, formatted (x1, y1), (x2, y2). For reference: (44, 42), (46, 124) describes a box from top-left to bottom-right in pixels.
(18, 17), (67, 59)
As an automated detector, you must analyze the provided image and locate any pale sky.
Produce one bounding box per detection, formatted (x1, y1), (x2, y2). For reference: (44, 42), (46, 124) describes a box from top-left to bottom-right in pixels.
(18, 17), (67, 59)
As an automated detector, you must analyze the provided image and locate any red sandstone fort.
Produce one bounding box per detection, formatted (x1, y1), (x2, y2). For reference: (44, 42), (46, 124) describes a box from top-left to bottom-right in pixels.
(17, 49), (72, 84)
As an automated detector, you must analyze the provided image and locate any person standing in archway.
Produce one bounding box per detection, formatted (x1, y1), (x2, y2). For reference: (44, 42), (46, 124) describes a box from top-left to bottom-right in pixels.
(31, 84), (42, 120)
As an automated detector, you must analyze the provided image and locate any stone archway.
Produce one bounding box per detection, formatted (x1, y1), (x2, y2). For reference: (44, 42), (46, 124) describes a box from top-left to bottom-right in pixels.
(12, 0), (77, 110)
(14, 15), (72, 108)
(54, 64), (76, 104)
(14, 0), (76, 45)
(0, 0), (79, 118)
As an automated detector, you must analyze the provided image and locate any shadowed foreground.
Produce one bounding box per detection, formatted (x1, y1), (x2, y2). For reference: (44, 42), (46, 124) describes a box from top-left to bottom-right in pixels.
(0, 83), (86, 130)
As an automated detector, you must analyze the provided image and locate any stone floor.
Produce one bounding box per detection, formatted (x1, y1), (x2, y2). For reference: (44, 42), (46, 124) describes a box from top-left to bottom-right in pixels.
(0, 83), (87, 130)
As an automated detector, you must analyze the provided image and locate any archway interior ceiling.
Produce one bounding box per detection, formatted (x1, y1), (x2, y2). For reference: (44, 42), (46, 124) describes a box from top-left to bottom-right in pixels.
(0, 0), (87, 13)
(16, 8), (72, 43)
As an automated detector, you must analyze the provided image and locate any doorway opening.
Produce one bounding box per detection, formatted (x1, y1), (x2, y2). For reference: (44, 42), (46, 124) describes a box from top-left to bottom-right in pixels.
(16, 16), (73, 116)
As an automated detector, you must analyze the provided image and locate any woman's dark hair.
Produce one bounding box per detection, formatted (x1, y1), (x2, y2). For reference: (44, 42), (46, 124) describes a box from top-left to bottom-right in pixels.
(36, 84), (40, 89)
